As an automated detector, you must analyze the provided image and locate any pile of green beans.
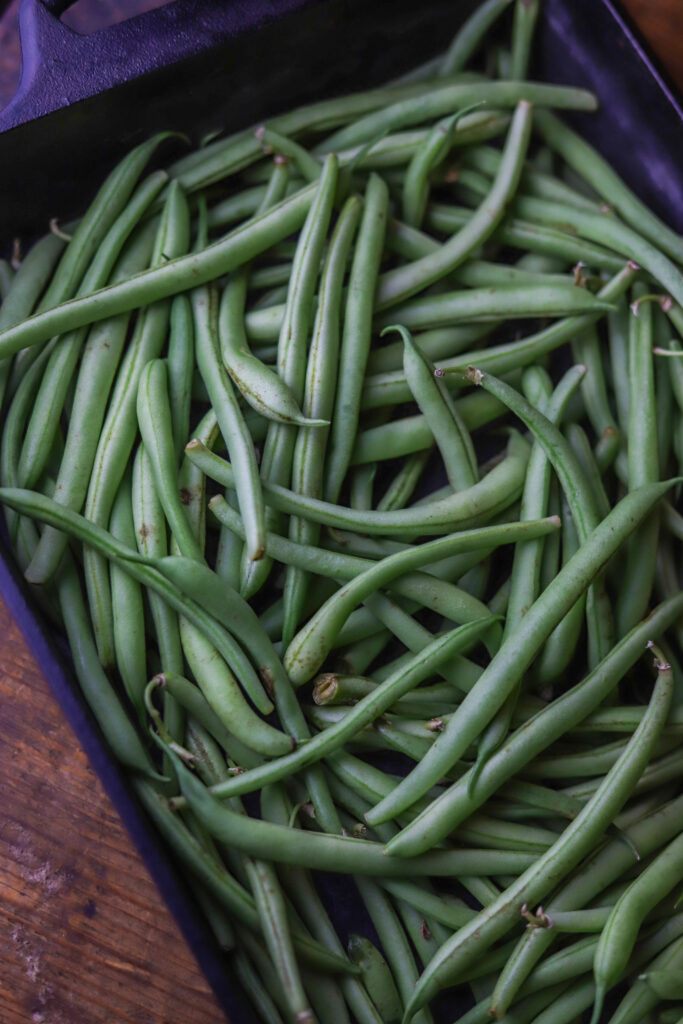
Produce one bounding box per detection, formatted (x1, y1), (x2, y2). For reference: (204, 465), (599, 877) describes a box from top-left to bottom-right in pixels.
(1, 2), (682, 1021)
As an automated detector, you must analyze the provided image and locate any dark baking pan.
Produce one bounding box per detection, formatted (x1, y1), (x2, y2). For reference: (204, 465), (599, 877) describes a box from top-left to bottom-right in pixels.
(0, 2), (681, 1022)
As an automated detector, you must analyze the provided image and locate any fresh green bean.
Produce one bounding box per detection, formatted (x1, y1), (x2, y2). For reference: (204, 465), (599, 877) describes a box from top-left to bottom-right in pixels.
(615, 283), (661, 637)
(136, 358), (204, 561)
(367, 480), (676, 832)
(192, 284), (267, 562)
(283, 195), (362, 643)
(23, 220), (158, 585)
(245, 155), (339, 598)
(375, 101), (533, 309)
(317, 82), (594, 158)
(83, 180), (190, 666)
(187, 429), (531, 537)
(592, 821), (683, 1022)
(324, 173), (388, 503)
(401, 644), (673, 1020)
(439, 0), (515, 75)
(283, 518), (556, 685)
(0, 181), (319, 361)
(534, 108), (683, 265)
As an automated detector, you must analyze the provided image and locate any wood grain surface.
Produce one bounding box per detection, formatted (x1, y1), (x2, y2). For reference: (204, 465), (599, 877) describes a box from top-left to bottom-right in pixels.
(0, 3), (681, 1024)
(0, 600), (224, 1024)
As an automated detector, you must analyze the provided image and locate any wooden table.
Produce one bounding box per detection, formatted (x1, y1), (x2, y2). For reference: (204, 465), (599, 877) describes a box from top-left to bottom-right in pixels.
(0, 4), (681, 1023)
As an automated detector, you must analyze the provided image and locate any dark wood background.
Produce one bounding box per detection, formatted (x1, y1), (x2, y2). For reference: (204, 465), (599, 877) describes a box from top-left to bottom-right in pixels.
(0, 2), (681, 1022)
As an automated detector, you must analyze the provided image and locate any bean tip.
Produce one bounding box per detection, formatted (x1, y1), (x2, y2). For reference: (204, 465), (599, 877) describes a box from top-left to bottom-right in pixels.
(465, 365), (484, 386)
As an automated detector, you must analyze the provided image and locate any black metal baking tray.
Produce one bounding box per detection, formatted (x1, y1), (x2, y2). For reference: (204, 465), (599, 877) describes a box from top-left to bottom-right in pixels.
(0, 1), (681, 1021)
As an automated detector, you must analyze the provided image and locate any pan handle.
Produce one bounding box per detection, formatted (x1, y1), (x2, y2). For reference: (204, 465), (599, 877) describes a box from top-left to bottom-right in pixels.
(1, 0), (308, 131)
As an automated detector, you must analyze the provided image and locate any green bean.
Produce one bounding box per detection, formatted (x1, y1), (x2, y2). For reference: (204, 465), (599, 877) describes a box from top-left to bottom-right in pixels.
(489, 794), (683, 1018)
(464, 366), (615, 666)
(172, 743), (539, 878)
(402, 105), (481, 228)
(439, 0), (515, 75)
(335, 629), (394, 676)
(653, 314), (676, 472)
(171, 78), (461, 187)
(395, 324), (477, 490)
(323, 173), (388, 503)
(315, 671), (458, 712)
(425, 202), (627, 273)
(592, 822), (683, 1022)
(352, 393), (508, 461)
(187, 429), (531, 537)
(318, 82), (594, 159)
(0, 340), (56, 545)
(173, 619), (491, 805)
(283, 518), (555, 686)
(461, 145), (604, 214)
(384, 588), (683, 862)
(356, 877), (433, 1024)
(0, 483), (286, 718)
(512, 193), (683, 307)
(131, 445), (185, 764)
(524, 976), (596, 1024)
(640, 971), (683, 1000)
(187, 723), (326, 1020)
(571, 325), (620, 454)
(367, 480), (676, 834)
(18, 171), (168, 493)
(533, 109), (683, 265)
(338, 112), (512, 171)
(248, 853), (313, 1024)
(509, 0), (539, 78)
(139, 553), (293, 707)
(367, 323), (490, 375)
(166, 294), (195, 462)
(135, 778), (353, 979)
(136, 358), (204, 561)
(151, 673), (258, 770)
(260, 785), (383, 1024)
(533, 491), (585, 685)
(471, 364), (582, 780)
(57, 554), (160, 778)
(255, 125), (322, 183)
(348, 935), (402, 1024)
(206, 182), (288, 231)
(232, 949), (285, 1024)
(43, 134), (176, 313)
(457, 982), (570, 1024)
(283, 196), (363, 642)
(191, 284), (267, 562)
(0, 181), (319, 361)
(244, 156), (339, 599)
(23, 220), (158, 585)
(566, 422), (612, 522)
(605, 933), (683, 1024)
(377, 449), (433, 513)
(220, 271), (324, 427)
(83, 180), (190, 666)
(401, 644), (673, 1021)
(615, 284), (661, 637)
(364, 265), (637, 408)
(109, 472), (148, 721)
(350, 462), (377, 511)
(0, 233), (64, 409)
(375, 101), (533, 309)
